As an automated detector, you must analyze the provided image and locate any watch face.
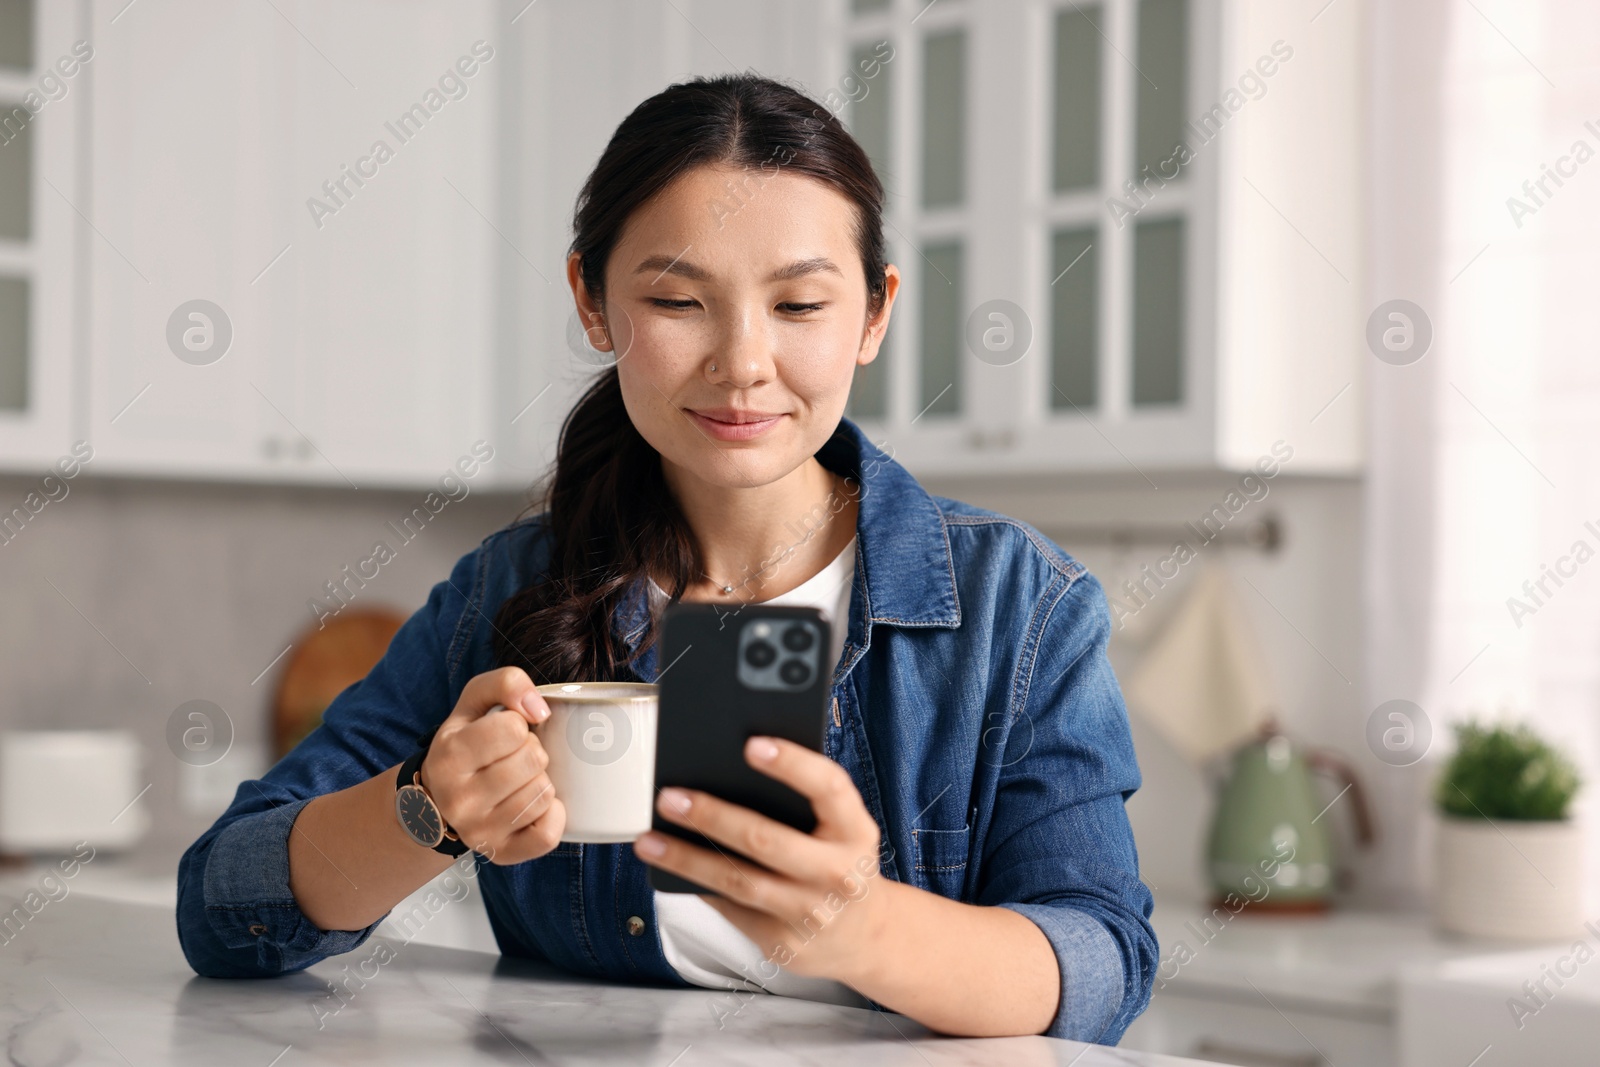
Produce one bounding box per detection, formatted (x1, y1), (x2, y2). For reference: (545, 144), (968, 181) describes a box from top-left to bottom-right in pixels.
(396, 784), (444, 848)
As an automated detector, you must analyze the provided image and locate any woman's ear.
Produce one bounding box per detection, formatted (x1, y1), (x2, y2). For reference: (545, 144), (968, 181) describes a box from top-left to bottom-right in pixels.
(567, 251), (612, 352)
(859, 263), (901, 365)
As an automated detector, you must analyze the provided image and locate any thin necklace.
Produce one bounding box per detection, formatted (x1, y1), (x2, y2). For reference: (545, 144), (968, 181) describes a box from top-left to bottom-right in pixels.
(699, 472), (847, 597)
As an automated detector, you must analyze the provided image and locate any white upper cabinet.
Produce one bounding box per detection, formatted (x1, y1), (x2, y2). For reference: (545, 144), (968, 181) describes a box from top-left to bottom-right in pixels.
(0, 0), (1361, 485)
(0, 0), (84, 470)
(839, 0), (1365, 476)
(86, 0), (499, 486)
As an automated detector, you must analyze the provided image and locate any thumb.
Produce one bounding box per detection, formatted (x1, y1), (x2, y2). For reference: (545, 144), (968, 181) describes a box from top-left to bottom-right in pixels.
(448, 666), (550, 728)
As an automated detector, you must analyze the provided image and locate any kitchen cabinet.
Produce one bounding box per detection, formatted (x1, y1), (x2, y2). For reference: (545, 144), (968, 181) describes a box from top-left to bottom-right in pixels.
(1131, 986), (1394, 1067)
(84, 0), (499, 487)
(0, 0), (84, 470)
(1400, 949), (1600, 1067)
(836, 0), (1365, 476)
(1119, 897), (1548, 1067)
(6, 0), (1362, 486)
(75, 0), (836, 489)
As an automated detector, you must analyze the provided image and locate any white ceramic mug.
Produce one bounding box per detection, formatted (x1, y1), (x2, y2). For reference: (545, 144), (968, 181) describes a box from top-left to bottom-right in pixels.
(526, 682), (659, 844)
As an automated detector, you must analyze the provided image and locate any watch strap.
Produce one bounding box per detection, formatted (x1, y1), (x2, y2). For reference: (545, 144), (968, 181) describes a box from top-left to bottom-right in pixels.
(398, 726), (469, 857)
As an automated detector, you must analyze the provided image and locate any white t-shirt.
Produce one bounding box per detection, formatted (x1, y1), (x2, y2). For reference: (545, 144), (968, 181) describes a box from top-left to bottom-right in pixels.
(645, 533), (869, 1007)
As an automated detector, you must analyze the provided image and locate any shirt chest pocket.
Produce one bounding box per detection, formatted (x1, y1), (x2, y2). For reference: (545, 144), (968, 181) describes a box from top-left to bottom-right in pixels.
(910, 825), (971, 899)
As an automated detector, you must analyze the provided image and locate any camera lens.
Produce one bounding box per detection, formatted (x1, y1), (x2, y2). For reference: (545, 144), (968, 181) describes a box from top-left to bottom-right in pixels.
(781, 624), (815, 652)
(744, 641), (778, 668)
(779, 659), (811, 686)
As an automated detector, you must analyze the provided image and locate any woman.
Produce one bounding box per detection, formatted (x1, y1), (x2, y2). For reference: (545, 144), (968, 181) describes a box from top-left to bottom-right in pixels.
(176, 72), (1157, 1044)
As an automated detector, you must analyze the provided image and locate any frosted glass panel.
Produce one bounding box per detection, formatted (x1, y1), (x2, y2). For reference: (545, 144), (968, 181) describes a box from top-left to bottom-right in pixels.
(850, 40), (893, 194)
(1136, 0), (1188, 180)
(0, 101), (31, 240)
(921, 30), (965, 208)
(846, 40), (893, 422)
(1050, 228), (1097, 410)
(1132, 218), (1184, 406)
(0, 0), (31, 70)
(919, 241), (962, 417)
(1052, 5), (1101, 192)
(852, 0), (890, 12)
(0, 275), (28, 411)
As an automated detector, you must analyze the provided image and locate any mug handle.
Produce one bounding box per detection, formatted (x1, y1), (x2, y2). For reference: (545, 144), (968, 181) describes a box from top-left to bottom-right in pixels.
(487, 703), (535, 730)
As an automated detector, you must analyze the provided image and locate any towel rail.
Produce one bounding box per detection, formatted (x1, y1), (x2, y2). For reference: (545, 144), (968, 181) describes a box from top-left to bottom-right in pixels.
(1037, 514), (1282, 555)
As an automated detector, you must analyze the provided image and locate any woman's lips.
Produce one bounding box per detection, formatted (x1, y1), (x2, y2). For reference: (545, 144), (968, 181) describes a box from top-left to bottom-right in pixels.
(686, 409), (784, 441)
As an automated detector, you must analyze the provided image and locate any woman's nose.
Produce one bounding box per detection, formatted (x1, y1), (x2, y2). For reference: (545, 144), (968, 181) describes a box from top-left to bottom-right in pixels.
(707, 314), (776, 386)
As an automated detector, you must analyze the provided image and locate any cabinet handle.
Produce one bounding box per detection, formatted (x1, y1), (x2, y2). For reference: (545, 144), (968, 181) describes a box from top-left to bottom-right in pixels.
(1191, 1040), (1324, 1067)
(966, 428), (1017, 451)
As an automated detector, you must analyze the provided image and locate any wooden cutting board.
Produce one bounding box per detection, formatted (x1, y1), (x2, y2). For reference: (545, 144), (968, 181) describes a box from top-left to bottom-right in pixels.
(270, 607), (408, 760)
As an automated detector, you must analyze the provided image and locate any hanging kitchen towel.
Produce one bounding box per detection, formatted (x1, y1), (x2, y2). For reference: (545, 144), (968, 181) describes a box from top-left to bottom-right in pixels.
(1122, 560), (1277, 765)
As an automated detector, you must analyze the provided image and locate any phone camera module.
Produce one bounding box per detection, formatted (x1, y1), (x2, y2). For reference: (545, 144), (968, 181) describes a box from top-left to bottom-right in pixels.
(737, 618), (823, 692)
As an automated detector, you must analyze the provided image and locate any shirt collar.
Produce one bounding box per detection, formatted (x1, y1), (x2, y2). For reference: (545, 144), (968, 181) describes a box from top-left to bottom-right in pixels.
(612, 415), (962, 672)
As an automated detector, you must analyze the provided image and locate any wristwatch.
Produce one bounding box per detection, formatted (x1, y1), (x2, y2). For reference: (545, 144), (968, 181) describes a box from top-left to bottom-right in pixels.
(395, 726), (470, 856)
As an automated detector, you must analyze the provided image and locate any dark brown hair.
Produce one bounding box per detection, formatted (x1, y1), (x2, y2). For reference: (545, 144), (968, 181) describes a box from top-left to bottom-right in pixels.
(491, 71), (887, 684)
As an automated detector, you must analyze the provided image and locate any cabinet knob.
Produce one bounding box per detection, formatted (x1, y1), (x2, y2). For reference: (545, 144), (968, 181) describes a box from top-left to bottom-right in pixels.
(967, 428), (1017, 451)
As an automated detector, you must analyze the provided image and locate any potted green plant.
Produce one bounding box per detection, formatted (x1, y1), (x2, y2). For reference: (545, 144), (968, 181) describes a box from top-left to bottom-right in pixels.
(1434, 720), (1583, 940)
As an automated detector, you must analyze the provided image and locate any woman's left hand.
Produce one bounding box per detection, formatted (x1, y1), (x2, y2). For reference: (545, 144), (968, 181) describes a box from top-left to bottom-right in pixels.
(632, 735), (893, 982)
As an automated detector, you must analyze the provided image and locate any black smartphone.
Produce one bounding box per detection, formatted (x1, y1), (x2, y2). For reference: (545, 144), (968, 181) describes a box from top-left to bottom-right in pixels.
(648, 602), (832, 895)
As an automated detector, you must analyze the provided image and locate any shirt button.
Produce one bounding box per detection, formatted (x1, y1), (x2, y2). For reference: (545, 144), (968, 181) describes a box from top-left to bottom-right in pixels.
(248, 923), (268, 936)
(626, 915), (645, 936)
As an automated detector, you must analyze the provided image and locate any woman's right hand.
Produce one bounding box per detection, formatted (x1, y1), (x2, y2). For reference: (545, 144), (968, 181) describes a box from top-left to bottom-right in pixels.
(417, 667), (566, 864)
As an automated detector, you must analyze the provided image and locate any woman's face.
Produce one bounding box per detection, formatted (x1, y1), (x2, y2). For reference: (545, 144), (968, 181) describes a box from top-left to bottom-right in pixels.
(569, 163), (898, 491)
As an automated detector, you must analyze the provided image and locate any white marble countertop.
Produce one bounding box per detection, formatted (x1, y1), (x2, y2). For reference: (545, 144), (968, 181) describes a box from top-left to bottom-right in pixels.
(1123, 896), (1600, 1065)
(1143, 895), (1521, 1018)
(1398, 941), (1600, 1067)
(0, 883), (1229, 1066)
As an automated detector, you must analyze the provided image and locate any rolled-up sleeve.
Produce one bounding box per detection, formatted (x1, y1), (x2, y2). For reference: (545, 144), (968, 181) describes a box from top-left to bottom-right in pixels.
(977, 569), (1158, 1044)
(178, 797), (383, 977)
(175, 543), (482, 979)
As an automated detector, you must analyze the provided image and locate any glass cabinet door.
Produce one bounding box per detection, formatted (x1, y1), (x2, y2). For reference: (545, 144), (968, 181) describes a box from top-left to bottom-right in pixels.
(0, 0), (35, 417)
(1130, 0), (1187, 408)
(1047, 5), (1102, 414)
(844, 36), (892, 421)
(916, 30), (965, 420)
(0, 0), (79, 467)
(839, 0), (1196, 473)
(843, 0), (972, 436)
(1047, 0), (1190, 424)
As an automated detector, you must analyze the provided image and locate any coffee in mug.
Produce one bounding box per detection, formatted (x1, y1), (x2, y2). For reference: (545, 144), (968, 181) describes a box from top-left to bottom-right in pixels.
(528, 682), (659, 843)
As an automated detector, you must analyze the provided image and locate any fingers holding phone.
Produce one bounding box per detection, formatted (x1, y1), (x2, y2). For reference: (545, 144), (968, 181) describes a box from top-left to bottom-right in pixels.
(647, 604), (833, 896)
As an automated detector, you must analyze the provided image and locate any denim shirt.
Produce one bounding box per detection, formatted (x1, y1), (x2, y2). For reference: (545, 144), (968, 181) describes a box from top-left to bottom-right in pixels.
(176, 415), (1158, 1044)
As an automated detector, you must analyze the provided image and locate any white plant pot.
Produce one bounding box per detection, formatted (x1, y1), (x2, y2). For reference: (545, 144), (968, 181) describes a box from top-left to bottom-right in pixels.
(1434, 815), (1584, 940)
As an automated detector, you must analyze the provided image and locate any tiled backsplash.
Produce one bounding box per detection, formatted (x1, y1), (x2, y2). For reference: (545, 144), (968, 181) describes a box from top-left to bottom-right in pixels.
(0, 471), (537, 859)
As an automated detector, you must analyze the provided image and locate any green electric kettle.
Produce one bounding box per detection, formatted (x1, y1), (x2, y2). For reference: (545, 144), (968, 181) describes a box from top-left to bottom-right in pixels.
(1205, 722), (1374, 911)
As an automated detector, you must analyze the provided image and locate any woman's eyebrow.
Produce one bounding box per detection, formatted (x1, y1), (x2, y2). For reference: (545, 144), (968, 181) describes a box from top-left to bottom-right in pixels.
(633, 254), (842, 284)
